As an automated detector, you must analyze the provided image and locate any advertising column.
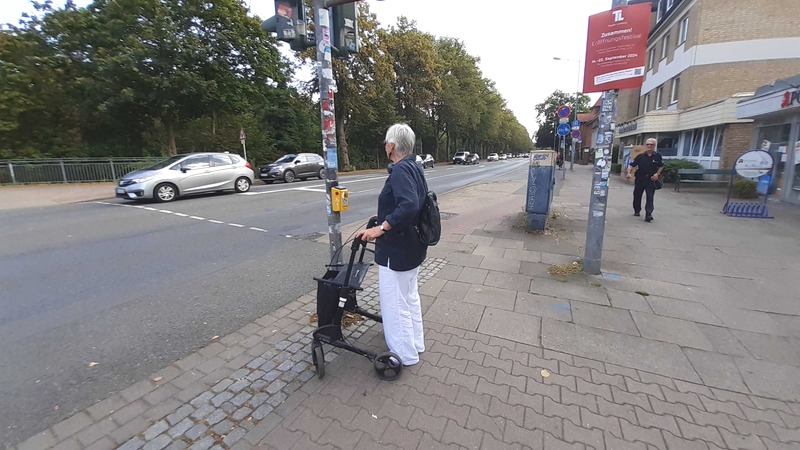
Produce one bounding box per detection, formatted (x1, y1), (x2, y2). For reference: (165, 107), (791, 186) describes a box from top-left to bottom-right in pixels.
(582, 2), (650, 274)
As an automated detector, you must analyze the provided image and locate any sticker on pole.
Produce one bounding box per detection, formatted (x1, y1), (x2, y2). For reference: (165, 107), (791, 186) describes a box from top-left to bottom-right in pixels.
(557, 124), (571, 136)
(557, 105), (572, 118)
(734, 150), (774, 179)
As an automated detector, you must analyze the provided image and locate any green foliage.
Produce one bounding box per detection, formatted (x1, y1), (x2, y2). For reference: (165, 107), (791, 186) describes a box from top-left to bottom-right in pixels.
(662, 159), (703, 183)
(533, 91), (591, 149)
(732, 178), (758, 199)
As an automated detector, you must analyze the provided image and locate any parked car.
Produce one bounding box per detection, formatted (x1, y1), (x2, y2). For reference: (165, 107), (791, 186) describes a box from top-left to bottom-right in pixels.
(115, 152), (253, 203)
(259, 153), (325, 183)
(466, 154), (480, 165)
(416, 154), (435, 168)
(452, 151), (470, 164)
(499, 153), (508, 160)
(487, 153), (499, 162)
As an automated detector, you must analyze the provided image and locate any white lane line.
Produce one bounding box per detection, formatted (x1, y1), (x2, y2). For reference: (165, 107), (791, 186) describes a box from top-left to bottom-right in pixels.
(158, 210), (173, 214)
(228, 223), (244, 228)
(190, 216), (205, 220)
(173, 212), (188, 217)
(243, 175), (388, 196)
(208, 220), (224, 224)
(294, 187), (327, 193)
(144, 207), (157, 211)
(93, 202), (270, 235)
(250, 227), (268, 232)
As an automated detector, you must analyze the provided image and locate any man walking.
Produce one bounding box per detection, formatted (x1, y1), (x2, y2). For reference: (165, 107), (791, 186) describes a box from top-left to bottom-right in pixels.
(626, 138), (664, 222)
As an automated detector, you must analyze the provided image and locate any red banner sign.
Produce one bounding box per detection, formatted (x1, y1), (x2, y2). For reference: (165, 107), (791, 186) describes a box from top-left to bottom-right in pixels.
(583, 3), (651, 93)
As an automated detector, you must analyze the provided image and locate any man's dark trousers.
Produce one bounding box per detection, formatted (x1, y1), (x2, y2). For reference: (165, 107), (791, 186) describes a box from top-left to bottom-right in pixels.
(633, 179), (655, 217)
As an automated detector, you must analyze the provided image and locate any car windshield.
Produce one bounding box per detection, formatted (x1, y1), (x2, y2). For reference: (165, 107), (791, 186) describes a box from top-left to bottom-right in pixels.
(146, 155), (186, 171)
(455, 152), (467, 156)
(275, 155), (296, 163)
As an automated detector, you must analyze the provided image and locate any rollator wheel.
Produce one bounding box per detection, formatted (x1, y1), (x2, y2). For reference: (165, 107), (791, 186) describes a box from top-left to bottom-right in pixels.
(374, 352), (402, 381)
(311, 342), (325, 378)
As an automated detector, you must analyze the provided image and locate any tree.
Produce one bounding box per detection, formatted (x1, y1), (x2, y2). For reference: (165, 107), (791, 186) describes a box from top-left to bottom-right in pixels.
(534, 90), (591, 149)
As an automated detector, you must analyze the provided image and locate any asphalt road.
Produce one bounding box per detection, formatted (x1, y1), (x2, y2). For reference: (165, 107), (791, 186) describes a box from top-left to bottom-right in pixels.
(0, 158), (529, 446)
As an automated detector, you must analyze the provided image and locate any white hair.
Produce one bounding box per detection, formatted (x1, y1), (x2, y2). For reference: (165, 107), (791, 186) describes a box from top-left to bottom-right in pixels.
(384, 123), (415, 156)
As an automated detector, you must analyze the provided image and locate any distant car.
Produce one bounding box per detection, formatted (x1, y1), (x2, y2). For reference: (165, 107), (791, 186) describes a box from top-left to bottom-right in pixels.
(260, 153), (325, 183)
(416, 154), (435, 168)
(487, 153), (499, 162)
(452, 151), (470, 164)
(499, 154), (508, 160)
(116, 152), (253, 203)
(466, 154), (480, 165)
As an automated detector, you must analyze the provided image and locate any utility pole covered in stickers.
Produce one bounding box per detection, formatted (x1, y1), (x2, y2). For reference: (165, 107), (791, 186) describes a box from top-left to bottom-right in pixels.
(315, 2), (342, 264)
(582, 0), (650, 274)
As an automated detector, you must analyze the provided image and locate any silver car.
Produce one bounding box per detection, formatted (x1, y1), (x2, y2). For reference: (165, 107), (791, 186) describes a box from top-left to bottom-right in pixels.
(116, 152), (254, 202)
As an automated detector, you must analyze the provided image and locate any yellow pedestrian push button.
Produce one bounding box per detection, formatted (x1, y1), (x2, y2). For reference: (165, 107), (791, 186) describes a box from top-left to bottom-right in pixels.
(331, 186), (349, 212)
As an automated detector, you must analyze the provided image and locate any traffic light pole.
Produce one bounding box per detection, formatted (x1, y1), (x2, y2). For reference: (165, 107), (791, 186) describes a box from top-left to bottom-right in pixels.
(314, 0), (344, 265)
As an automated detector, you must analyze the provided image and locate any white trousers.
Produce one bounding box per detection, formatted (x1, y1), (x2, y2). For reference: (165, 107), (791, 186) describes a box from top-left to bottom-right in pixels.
(378, 263), (425, 366)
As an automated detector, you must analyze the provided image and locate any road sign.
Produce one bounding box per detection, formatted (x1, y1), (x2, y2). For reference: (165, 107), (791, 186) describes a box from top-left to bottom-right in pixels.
(571, 130), (581, 139)
(577, 138), (583, 143)
(557, 124), (571, 136)
(557, 105), (572, 118)
(239, 128), (246, 143)
(559, 118), (569, 124)
(572, 125), (580, 131)
(572, 120), (580, 127)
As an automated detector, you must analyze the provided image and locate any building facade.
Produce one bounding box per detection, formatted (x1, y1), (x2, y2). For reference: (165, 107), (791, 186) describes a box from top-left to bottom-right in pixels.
(614, 0), (800, 169)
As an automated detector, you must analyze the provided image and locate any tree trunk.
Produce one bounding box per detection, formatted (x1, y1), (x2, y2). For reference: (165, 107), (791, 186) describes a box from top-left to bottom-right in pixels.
(166, 120), (177, 155)
(445, 130), (450, 161)
(336, 106), (350, 170)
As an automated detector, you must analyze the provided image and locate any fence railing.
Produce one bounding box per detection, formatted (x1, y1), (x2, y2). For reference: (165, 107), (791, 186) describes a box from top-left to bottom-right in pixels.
(0, 157), (162, 184)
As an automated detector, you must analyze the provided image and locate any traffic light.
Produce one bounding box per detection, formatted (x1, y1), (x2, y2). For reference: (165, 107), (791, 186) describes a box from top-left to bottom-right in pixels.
(261, 0), (311, 51)
(331, 2), (359, 58)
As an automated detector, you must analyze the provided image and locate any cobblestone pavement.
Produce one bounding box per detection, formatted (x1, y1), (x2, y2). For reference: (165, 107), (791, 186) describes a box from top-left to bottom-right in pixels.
(12, 167), (800, 449)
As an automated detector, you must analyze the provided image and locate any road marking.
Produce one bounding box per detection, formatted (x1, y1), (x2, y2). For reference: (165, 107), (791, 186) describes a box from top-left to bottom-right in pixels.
(93, 201), (275, 235)
(294, 186), (327, 193)
(243, 175), (388, 196)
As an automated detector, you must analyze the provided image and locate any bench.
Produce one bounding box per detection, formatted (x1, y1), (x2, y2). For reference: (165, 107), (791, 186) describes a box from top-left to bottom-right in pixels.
(675, 168), (735, 192)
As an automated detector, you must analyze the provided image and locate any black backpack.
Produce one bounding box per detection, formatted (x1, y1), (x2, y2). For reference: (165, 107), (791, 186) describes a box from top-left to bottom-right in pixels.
(415, 166), (441, 246)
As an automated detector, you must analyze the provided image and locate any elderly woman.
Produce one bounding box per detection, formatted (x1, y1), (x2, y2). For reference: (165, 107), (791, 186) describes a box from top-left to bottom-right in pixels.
(356, 123), (427, 366)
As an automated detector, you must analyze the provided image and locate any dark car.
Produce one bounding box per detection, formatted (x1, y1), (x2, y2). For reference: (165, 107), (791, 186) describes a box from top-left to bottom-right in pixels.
(466, 154), (480, 165)
(259, 153), (325, 183)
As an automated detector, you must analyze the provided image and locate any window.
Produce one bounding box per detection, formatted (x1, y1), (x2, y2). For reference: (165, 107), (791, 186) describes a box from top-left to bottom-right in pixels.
(670, 77), (680, 104)
(647, 47), (656, 70)
(643, 94), (650, 112)
(690, 130), (702, 156)
(655, 86), (664, 109)
(657, 133), (679, 156)
(661, 34), (670, 59)
(702, 128), (715, 157)
(656, 0), (663, 21)
(678, 16), (689, 45)
(667, 0), (674, 8)
(182, 155), (210, 170)
(211, 154), (233, 167)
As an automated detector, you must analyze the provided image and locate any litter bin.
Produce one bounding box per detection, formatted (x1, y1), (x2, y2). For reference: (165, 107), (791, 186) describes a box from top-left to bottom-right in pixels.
(525, 150), (556, 231)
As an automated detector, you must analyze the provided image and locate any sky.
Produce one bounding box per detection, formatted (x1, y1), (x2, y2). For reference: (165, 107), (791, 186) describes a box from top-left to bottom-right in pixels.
(1, 0), (609, 138)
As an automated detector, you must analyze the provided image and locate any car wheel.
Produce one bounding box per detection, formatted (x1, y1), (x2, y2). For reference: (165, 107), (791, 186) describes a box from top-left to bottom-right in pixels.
(284, 170), (295, 183)
(235, 177), (251, 193)
(263, 180), (274, 184)
(154, 183), (177, 202)
(318, 167), (325, 179)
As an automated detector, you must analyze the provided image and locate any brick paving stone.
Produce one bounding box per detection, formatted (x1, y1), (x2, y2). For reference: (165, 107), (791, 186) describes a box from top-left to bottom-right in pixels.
(676, 417), (726, 447)
(650, 396), (694, 422)
(220, 401), (237, 414)
(580, 407), (622, 438)
(576, 378), (613, 402)
(771, 425), (800, 443)
(222, 427), (247, 447)
(231, 391), (251, 407)
(85, 437), (116, 450)
(232, 407), (253, 421)
(527, 378), (560, 402)
(398, 387), (438, 415)
(620, 418), (666, 448)
(662, 431), (712, 449)
(445, 370), (479, 391)
(118, 438), (145, 450)
(663, 387), (705, 411)
(700, 396), (746, 419)
(719, 428), (768, 449)
(562, 388), (599, 413)
(633, 406), (680, 436)
(380, 419), (424, 449)
(730, 416), (778, 440)
(481, 432), (523, 449)
(489, 397), (525, 428)
(596, 397), (636, 424)
(525, 408), (565, 439)
(432, 398), (471, 427)
(210, 391), (233, 408)
(604, 431), (649, 449)
(185, 423), (208, 441)
(473, 341), (502, 358)
(168, 417), (195, 438)
(544, 396), (581, 425)
(145, 420), (169, 441)
(407, 408), (449, 440)
(425, 378), (461, 402)
(77, 418), (117, 447)
(53, 438), (83, 450)
(438, 354), (469, 374)
(504, 421), (544, 449)
(483, 354), (514, 373)
(467, 407), (506, 440)
(674, 379), (714, 398)
(494, 369), (526, 392)
(442, 418), (483, 449)
(543, 432), (587, 449)
(563, 420), (604, 448)
(527, 355), (560, 374)
(605, 363), (640, 381)
(559, 363), (592, 382)
(346, 408), (390, 441)
(688, 405), (736, 432)
(611, 386), (651, 411)
(317, 420), (362, 449)
(625, 378), (664, 400)
(545, 372), (578, 392)
(455, 386), (492, 414)
(87, 394), (128, 421)
(377, 399), (416, 428)
(741, 404), (786, 426)
(53, 411), (93, 440)
(711, 388), (755, 407)
(778, 411), (800, 429)
(252, 404), (274, 420)
(166, 404), (194, 426)
(590, 369), (626, 390)
(212, 419), (234, 436)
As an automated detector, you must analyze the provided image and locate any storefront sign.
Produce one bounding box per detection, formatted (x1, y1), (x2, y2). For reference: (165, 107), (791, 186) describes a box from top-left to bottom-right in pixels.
(735, 150), (774, 179)
(583, 3), (651, 93)
(781, 89), (800, 109)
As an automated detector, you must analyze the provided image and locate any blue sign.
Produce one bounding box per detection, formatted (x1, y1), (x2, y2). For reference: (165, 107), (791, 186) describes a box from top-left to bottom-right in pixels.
(557, 124), (570, 136)
(571, 130), (581, 139)
(572, 120), (580, 127)
(557, 105), (572, 118)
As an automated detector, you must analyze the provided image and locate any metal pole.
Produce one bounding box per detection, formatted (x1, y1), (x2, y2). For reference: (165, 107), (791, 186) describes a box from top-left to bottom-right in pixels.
(242, 141), (248, 165)
(315, 0), (343, 264)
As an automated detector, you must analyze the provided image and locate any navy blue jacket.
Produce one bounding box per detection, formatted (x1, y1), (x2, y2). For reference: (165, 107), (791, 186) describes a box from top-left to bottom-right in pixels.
(375, 155), (428, 271)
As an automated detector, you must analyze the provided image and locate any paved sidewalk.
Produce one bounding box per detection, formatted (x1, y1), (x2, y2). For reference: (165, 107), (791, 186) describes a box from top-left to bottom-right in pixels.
(11, 165), (800, 449)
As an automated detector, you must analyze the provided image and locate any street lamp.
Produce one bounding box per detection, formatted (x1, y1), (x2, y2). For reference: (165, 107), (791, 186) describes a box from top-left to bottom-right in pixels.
(553, 56), (582, 171)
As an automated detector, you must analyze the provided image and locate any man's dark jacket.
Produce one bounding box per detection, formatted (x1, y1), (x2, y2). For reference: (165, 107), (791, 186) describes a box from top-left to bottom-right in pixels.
(375, 154), (427, 271)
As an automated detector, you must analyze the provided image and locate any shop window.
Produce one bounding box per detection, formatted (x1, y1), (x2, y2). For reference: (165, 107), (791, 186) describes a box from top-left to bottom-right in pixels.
(690, 130), (702, 157)
(702, 128), (715, 157)
(759, 124), (792, 195)
(661, 34), (670, 60)
(712, 128), (724, 157)
(679, 131), (692, 156)
(657, 133), (679, 156)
